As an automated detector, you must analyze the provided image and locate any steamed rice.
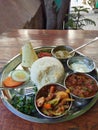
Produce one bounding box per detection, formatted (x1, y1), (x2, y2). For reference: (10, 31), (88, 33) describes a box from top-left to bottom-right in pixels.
(30, 57), (65, 89)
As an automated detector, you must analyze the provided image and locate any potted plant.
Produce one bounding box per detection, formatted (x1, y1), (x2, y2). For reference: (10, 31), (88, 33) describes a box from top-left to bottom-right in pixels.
(64, 6), (96, 30)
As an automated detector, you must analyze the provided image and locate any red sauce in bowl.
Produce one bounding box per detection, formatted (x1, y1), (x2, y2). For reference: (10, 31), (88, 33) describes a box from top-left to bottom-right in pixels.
(65, 73), (98, 98)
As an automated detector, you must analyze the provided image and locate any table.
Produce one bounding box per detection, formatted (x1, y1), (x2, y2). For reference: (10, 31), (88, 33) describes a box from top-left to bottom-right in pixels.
(0, 29), (98, 130)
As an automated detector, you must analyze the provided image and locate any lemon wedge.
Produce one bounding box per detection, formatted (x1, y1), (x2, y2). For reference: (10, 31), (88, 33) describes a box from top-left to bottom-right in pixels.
(11, 70), (29, 82)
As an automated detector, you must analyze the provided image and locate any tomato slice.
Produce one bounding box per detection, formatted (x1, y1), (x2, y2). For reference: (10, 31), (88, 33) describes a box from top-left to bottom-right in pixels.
(38, 52), (52, 58)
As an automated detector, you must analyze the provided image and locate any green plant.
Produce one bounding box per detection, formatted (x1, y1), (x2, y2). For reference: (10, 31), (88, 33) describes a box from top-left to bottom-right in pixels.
(64, 6), (96, 30)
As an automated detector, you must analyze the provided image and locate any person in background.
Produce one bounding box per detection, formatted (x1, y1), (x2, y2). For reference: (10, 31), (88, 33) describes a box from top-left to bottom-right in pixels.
(24, 0), (71, 29)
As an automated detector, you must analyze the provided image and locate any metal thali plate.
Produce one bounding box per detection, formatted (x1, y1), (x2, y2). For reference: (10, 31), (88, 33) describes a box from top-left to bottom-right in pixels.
(0, 46), (98, 123)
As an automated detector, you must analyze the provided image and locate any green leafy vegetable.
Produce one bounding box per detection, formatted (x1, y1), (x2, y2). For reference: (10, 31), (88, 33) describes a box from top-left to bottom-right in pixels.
(10, 95), (36, 115)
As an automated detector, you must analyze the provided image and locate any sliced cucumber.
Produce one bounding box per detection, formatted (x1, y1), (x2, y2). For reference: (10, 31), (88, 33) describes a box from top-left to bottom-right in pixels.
(11, 70), (30, 82)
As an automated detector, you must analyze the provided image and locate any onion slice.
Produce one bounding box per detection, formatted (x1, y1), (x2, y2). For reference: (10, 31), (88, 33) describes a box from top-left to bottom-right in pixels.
(11, 70), (29, 82)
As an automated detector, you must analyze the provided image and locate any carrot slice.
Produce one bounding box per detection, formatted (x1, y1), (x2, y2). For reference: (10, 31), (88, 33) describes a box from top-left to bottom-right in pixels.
(3, 76), (24, 88)
(43, 103), (52, 110)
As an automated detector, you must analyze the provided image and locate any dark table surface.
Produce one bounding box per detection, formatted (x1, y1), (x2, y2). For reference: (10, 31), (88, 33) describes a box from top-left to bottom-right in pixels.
(0, 29), (98, 130)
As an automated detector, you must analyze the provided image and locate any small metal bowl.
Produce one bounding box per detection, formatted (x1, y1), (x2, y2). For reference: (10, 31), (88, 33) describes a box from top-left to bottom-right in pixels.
(67, 56), (95, 73)
(51, 45), (75, 62)
(35, 83), (72, 118)
(64, 72), (98, 100)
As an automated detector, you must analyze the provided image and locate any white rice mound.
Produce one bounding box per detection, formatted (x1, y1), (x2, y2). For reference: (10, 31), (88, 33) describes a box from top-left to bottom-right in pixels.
(30, 57), (65, 89)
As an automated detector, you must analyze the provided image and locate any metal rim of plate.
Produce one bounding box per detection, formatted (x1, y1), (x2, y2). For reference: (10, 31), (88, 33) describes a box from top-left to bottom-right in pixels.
(0, 46), (98, 124)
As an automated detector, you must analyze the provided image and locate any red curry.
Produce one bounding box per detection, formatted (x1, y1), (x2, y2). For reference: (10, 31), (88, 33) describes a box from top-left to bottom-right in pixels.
(65, 73), (98, 98)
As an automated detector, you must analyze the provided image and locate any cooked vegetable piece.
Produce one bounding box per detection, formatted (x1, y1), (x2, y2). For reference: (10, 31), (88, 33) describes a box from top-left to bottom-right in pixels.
(45, 86), (56, 101)
(65, 89), (70, 94)
(43, 103), (52, 109)
(49, 85), (55, 93)
(3, 76), (24, 88)
(56, 91), (69, 99)
(36, 97), (45, 107)
(48, 98), (60, 106)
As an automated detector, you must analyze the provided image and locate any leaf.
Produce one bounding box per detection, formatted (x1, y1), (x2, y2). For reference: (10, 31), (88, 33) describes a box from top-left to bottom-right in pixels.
(82, 18), (96, 26)
(64, 5), (96, 30)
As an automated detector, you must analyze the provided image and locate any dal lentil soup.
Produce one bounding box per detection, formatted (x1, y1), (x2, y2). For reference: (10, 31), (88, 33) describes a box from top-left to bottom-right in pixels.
(65, 73), (98, 98)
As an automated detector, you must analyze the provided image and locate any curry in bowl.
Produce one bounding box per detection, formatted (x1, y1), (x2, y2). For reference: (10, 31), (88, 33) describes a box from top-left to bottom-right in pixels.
(65, 72), (98, 99)
(35, 83), (73, 118)
(51, 45), (75, 61)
